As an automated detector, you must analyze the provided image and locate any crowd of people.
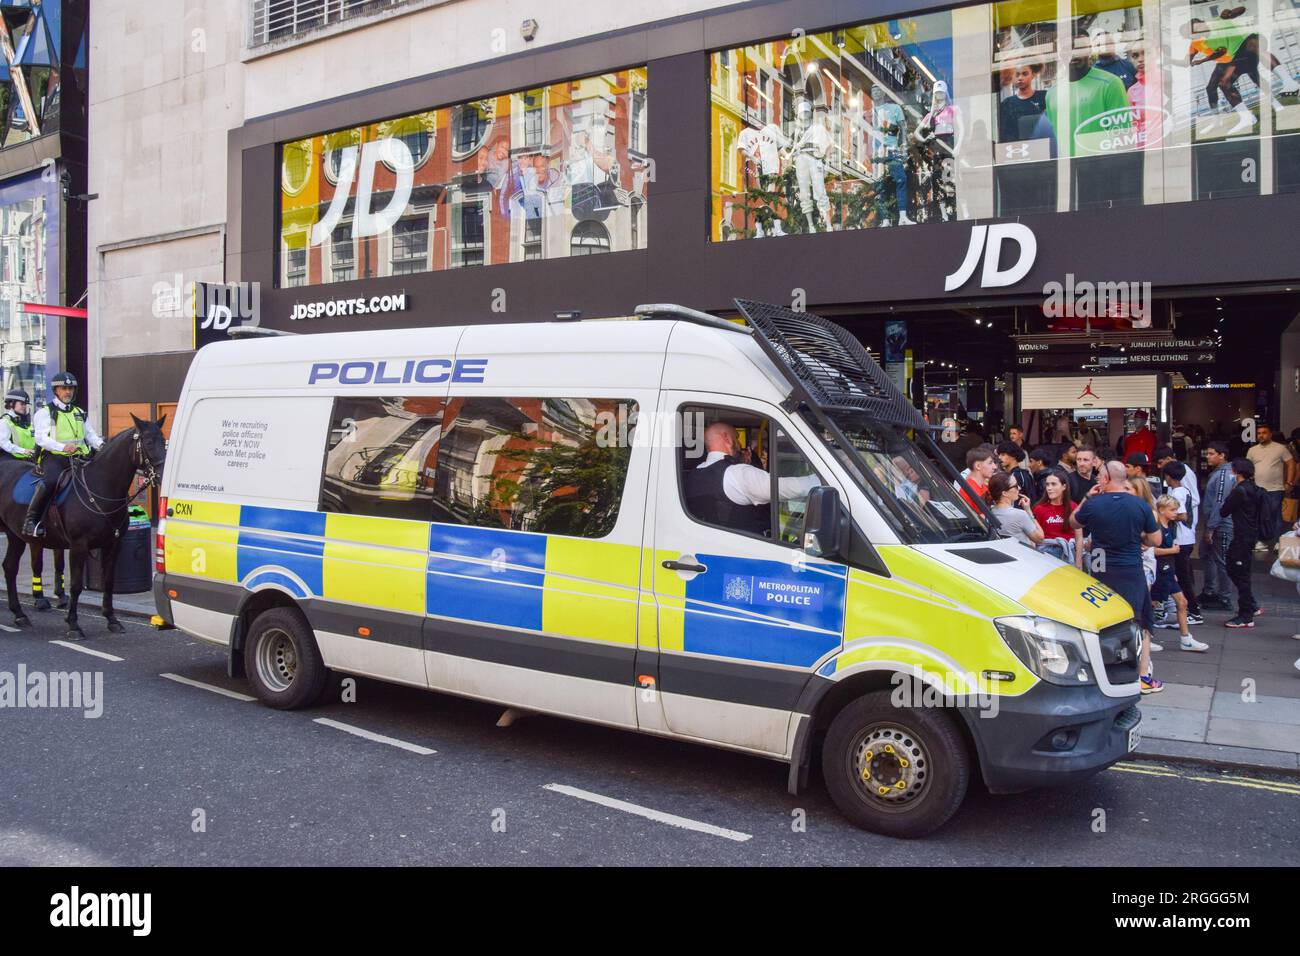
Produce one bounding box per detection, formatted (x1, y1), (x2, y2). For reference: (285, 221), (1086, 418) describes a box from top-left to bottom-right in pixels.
(945, 419), (1300, 695)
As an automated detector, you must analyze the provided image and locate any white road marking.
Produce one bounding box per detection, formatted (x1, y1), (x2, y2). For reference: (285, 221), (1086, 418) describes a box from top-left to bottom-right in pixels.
(48, 640), (124, 662)
(160, 672), (256, 701)
(543, 783), (753, 842)
(312, 717), (437, 755)
(0, 623), (18, 633)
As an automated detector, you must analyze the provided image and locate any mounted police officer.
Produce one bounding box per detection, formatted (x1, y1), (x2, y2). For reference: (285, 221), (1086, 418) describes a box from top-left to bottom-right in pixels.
(0, 388), (35, 461)
(23, 372), (104, 537)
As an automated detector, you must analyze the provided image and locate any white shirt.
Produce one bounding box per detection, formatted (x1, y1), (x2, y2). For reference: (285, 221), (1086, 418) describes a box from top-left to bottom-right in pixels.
(793, 121), (831, 160)
(33, 400), (103, 456)
(0, 413), (33, 457)
(697, 450), (819, 506)
(737, 123), (787, 177)
(1170, 476), (1199, 547)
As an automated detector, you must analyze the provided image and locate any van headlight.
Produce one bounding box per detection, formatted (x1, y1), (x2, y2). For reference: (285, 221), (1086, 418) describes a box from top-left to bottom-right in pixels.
(994, 616), (1094, 686)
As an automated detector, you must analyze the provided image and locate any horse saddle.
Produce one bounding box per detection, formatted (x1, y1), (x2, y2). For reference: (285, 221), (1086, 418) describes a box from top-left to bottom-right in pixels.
(13, 469), (74, 506)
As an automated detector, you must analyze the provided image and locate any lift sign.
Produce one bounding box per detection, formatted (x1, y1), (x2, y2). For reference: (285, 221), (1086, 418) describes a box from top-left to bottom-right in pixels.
(307, 358), (488, 386)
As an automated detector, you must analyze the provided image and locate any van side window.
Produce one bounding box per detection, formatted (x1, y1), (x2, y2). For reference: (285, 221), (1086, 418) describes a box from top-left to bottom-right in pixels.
(773, 427), (821, 546)
(679, 405), (822, 544)
(431, 397), (636, 538)
(320, 397), (443, 521)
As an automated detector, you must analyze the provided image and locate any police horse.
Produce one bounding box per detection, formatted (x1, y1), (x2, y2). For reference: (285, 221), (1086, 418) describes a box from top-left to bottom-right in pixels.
(0, 416), (167, 638)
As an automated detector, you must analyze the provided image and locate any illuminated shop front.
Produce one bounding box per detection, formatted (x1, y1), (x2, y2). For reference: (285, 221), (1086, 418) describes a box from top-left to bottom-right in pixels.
(710, 0), (1300, 240)
(278, 67), (649, 287)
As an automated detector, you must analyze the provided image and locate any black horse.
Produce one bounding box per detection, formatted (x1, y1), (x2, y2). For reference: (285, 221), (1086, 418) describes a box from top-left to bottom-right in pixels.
(0, 415), (167, 638)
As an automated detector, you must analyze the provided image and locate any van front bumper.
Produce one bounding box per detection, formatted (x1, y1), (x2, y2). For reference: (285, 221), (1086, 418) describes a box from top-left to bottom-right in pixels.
(966, 681), (1141, 794)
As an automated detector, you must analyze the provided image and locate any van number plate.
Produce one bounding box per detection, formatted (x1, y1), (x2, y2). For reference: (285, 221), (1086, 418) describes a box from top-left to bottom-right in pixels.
(1127, 726), (1141, 752)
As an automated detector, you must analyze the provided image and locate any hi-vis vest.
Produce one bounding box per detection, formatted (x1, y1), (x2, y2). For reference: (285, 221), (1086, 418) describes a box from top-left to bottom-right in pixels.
(3, 411), (33, 450)
(48, 405), (88, 456)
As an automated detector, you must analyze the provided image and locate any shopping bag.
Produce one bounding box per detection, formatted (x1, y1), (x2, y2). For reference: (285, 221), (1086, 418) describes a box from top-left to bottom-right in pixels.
(1279, 532), (1300, 570)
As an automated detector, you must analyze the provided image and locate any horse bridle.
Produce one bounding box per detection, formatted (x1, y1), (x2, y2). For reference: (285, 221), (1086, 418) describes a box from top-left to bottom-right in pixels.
(131, 428), (163, 489)
(70, 429), (162, 515)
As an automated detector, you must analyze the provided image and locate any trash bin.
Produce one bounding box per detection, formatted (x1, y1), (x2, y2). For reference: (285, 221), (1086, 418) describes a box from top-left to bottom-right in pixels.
(86, 506), (154, 594)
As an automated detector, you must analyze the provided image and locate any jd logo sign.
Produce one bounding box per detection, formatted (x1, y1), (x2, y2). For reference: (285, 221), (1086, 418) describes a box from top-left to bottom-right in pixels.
(312, 138), (415, 247)
(944, 223), (1037, 292)
(193, 281), (260, 348)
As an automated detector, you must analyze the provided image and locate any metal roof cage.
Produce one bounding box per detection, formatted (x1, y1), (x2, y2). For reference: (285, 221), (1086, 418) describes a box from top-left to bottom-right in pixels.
(733, 299), (931, 431)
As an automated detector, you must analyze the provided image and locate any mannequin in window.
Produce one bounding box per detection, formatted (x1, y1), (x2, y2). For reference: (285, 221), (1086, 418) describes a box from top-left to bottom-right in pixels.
(736, 122), (789, 237)
(567, 128), (618, 221)
(913, 80), (963, 223)
(870, 85), (914, 226)
(787, 99), (833, 232)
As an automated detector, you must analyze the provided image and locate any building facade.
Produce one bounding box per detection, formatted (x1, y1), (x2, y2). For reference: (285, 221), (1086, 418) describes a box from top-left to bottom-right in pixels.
(90, 0), (1300, 449)
(0, 0), (89, 407)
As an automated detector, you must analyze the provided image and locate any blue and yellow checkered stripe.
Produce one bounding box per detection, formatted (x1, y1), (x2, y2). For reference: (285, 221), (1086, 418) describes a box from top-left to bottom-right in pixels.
(165, 500), (641, 646)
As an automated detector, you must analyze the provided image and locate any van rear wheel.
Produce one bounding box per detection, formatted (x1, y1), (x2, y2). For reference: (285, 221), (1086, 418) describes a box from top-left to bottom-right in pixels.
(821, 691), (969, 838)
(244, 607), (330, 710)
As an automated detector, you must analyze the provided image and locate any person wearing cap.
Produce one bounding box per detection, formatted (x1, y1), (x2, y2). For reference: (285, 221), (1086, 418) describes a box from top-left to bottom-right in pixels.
(24, 371), (104, 537)
(0, 388), (35, 460)
(789, 99), (833, 232)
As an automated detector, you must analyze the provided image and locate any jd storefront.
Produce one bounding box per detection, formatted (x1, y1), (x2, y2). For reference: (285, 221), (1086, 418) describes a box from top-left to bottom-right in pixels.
(103, 0), (1300, 429)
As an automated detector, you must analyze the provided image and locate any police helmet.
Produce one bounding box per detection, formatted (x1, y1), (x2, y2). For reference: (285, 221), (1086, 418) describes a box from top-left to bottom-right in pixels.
(4, 388), (29, 407)
(51, 372), (78, 402)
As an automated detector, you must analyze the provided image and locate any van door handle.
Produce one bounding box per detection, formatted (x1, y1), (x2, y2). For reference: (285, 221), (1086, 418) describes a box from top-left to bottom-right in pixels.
(662, 559), (707, 574)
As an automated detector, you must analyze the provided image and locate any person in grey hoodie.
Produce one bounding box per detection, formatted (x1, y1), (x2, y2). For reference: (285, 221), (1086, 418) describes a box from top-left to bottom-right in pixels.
(1200, 441), (1235, 610)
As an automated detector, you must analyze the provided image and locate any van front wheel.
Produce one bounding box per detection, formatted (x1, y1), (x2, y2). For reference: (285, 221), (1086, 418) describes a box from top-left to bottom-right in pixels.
(244, 608), (330, 710)
(821, 691), (970, 838)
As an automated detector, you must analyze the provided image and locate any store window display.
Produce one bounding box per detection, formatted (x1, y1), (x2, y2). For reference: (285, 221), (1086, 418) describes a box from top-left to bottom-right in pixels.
(711, 13), (958, 239)
(711, 0), (1300, 236)
(279, 67), (648, 285)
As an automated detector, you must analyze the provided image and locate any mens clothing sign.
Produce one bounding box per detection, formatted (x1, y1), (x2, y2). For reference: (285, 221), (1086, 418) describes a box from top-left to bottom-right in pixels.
(1020, 374), (1157, 410)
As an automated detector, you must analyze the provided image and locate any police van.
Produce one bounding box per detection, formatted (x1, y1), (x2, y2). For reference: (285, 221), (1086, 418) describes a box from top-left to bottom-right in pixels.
(153, 299), (1142, 837)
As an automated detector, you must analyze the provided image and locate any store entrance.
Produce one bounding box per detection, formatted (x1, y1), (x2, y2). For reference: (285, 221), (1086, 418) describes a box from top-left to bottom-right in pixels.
(816, 289), (1300, 467)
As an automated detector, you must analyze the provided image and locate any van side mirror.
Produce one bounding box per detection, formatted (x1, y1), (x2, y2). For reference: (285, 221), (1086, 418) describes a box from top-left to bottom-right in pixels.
(803, 486), (844, 558)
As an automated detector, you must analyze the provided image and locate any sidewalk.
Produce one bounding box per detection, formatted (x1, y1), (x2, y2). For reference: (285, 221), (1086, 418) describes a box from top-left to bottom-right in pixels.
(9, 556), (1299, 771)
(1135, 549), (1300, 771)
(14, 566), (156, 619)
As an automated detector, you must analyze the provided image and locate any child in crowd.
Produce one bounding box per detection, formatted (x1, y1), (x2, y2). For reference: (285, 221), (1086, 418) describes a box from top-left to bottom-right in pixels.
(1153, 495), (1210, 652)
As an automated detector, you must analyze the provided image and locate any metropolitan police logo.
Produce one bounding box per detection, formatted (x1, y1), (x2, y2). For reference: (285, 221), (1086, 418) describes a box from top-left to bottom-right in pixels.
(723, 575), (753, 604)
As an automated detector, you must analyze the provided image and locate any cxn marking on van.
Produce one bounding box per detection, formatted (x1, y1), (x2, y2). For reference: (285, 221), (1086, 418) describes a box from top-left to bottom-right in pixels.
(307, 358), (488, 386)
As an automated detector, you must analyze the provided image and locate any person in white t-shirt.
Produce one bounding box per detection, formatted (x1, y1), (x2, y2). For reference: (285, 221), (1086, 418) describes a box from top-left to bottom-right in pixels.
(1162, 461), (1204, 625)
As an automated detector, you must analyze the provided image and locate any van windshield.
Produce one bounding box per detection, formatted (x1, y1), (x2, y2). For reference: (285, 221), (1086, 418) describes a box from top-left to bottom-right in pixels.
(815, 414), (990, 545)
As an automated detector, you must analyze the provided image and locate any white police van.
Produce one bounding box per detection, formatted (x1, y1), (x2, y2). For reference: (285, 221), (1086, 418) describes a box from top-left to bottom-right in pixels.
(154, 300), (1142, 837)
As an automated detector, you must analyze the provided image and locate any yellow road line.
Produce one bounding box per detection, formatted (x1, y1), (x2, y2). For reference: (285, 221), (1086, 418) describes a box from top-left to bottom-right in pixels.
(1110, 761), (1300, 795)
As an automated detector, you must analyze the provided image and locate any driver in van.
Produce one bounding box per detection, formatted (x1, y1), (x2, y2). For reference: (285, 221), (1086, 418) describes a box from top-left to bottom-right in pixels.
(684, 421), (819, 535)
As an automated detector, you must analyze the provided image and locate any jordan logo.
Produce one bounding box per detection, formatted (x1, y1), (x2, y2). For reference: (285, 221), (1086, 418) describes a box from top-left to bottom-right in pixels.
(1078, 378), (1100, 400)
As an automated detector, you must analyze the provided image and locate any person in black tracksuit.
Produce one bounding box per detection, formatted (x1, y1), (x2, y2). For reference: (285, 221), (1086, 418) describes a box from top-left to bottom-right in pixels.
(1220, 458), (1265, 627)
